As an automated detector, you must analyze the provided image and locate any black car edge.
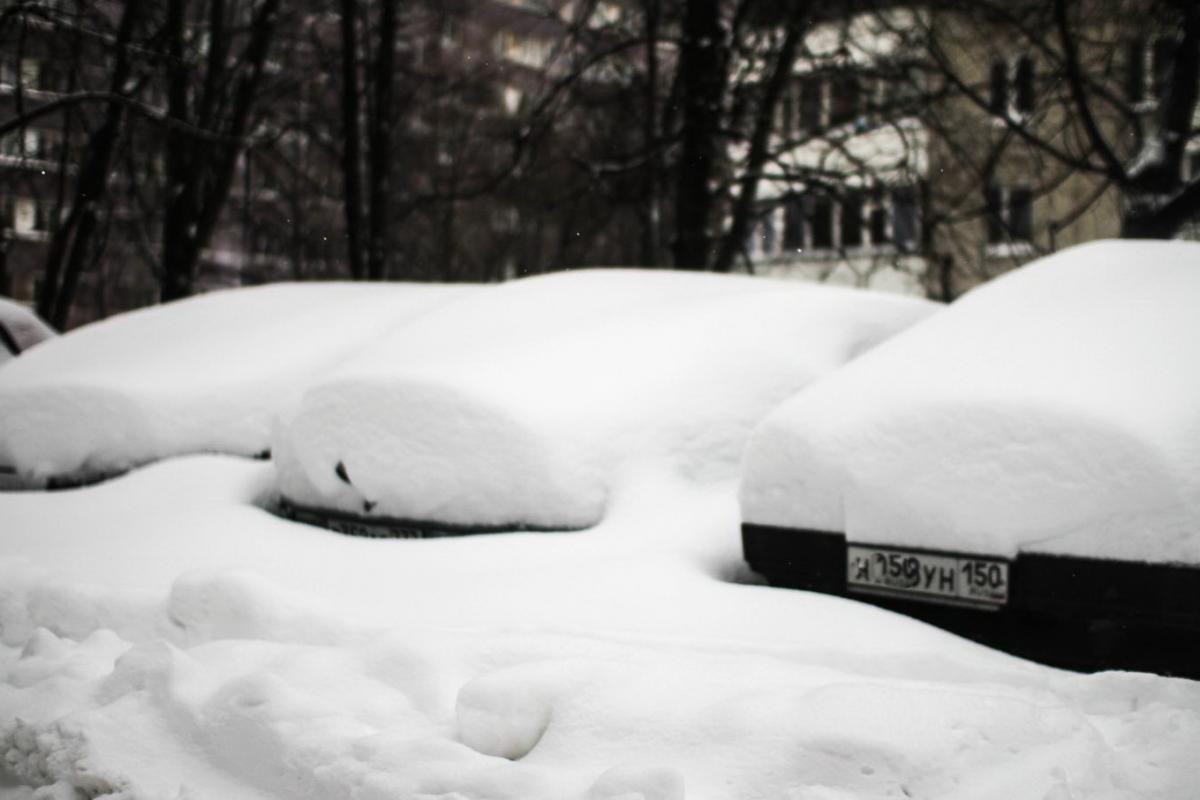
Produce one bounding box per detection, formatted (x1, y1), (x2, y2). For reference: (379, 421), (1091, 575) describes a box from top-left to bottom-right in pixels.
(743, 523), (1200, 678)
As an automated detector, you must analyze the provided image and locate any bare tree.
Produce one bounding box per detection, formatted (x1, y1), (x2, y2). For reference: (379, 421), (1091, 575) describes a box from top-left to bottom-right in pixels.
(917, 0), (1200, 241)
(159, 0), (284, 301)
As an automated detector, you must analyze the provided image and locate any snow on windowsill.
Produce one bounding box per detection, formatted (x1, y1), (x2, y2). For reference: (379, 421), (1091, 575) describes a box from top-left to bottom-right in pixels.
(985, 241), (1033, 259)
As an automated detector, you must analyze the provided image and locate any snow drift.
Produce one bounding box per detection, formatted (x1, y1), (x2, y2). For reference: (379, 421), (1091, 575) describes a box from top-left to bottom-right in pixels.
(741, 240), (1200, 564)
(0, 282), (473, 485)
(2, 455), (1198, 800)
(273, 269), (938, 530)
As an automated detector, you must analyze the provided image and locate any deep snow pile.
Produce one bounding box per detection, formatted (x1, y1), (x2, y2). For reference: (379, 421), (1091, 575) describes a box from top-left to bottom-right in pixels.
(2, 456), (1199, 800)
(741, 240), (1200, 563)
(0, 282), (472, 484)
(274, 269), (937, 529)
(0, 298), (55, 365)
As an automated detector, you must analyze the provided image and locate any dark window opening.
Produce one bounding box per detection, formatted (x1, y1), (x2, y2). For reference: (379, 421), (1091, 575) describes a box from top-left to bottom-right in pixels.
(1127, 39), (1146, 103)
(986, 186), (1005, 243)
(1009, 187), (1033, 241)
(892, 188), (918, 251)
(989, 60), (1008, 116)
(830, 75), (860, 126)
(842, 191), (863, 247)
(810, 197), (833, 249)
(760, 213), (776, 255)
(1152, 38), (1174, 99)
(783, 200), (805, 250)
(986, 185), (1033, 244)
(799, 77), (822, 131)
(1014, 56), (1034, 113)
(869, 204), (889, 244)
(775, 82), (795, 139)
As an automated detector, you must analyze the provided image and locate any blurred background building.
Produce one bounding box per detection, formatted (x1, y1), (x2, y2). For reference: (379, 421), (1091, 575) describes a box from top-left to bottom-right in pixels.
(2, 0), (1197, 328)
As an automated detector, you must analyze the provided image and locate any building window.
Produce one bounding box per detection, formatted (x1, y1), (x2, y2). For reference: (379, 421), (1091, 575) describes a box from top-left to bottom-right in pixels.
(990, 55), (1034, 118)
(759, 187), (919, 258)
(841, 190), (864, 248)
(20, 58), (39, 90)
(783, 201), (804, 250)
(13, 198), (36, 233)
(1127, 37), (1176, 104)
(892, 187), (919, 252)
(495, 30), (552, 68)
(810, 197), (833, 249)
(32, 201), (49, 232)
(501, 84), (523, 115)
(829, 74), (860, 127)
(39, 61), (68, 93)
(868, 189), (890, 245)
(440, 16), (461, 49)
(986, 185), (1033, 244)
(1187, 149), (1200, 182)
(798, 76), (823, 132)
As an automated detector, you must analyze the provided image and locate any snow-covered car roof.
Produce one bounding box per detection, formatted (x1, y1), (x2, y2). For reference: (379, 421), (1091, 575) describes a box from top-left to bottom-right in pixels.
(274, 268), (938, 531)
(740, 239), (1200, 565)
(0, 282), (475, 486)
(0, 297), (56, 364)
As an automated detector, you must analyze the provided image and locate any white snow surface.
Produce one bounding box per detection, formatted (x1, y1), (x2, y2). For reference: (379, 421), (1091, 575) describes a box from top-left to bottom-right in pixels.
(741, 240), (1200, 563)
(0, 283), (473, 483)
(2, 455), (1199, 800)
(274, 269), (937, 529)
(0, 299), (55, 365)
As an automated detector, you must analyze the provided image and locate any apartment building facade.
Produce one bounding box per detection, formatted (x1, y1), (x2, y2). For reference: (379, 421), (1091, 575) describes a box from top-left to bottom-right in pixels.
(746, 2), (1198, 299)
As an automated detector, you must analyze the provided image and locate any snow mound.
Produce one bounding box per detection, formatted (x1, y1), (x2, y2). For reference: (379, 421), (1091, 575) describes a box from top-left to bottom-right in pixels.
(3, 455), (1200, 799)
(274, 269), (937, 529)
(741, 240), (1200, 563)
(0, 282), (473, 485)
(0, 297), (55, 364)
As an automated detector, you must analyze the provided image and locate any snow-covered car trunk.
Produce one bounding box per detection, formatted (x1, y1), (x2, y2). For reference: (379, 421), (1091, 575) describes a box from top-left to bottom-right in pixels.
(273, 269), (938, 534)
(739, 240), (1200, 671)
(0, 283), (475, 488)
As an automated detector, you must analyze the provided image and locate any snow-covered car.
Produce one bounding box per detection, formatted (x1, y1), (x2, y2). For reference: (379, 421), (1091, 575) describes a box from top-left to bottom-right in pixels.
(0, 297), (55, 364)
(273, 269), (938, 535)
(739, 240), (1200, 673)
(0, 298), (57, 489)
(0, 282), (474, 488)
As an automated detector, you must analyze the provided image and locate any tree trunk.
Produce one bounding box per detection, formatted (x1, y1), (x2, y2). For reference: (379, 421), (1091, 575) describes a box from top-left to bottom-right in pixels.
(714, 12), (805, 272)
(39, 0), (144, 326)
(671, 0), (725, 269)
(160, 0), (282, 302)
(640, 0), (661, 266)
(339, 0), (365, 280)
(366, 0), (399, 281)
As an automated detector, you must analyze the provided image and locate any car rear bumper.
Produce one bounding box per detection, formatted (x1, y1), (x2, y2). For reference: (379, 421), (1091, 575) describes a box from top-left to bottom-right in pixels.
(743, 523), (1200, 677)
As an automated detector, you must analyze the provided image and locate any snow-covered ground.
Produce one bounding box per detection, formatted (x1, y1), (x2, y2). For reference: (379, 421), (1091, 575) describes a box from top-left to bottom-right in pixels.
(742, 240), (1200, 563)
(2, 456), (1198, 799)
(0, 283), (472, 486)
(2, 257), (1198, 799)
(274, 269), (936, 529)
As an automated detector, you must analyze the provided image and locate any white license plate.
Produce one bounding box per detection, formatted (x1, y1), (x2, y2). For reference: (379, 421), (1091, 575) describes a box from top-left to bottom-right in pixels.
(846, 545), (1009, 608)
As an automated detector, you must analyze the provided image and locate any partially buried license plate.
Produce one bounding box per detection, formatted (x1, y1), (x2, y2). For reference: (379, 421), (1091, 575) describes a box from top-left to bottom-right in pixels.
(846, 545), (1009, 608)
